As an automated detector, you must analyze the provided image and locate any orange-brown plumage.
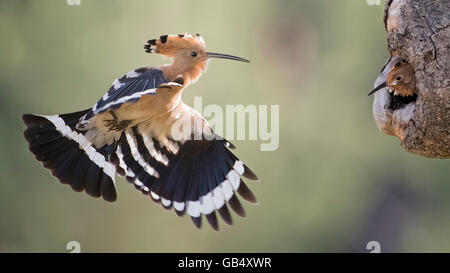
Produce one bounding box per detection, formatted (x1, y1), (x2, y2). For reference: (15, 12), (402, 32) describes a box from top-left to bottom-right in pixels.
(369, 58), (417, 97)
(144, 33), (248, 86)
(149, 34), (209, 85)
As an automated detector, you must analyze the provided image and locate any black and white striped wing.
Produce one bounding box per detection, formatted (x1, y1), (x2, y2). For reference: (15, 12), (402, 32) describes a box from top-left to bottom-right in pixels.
(23, 110), (118, 202)
(111, 127), (259, 230)
(83, 68), (169, 120)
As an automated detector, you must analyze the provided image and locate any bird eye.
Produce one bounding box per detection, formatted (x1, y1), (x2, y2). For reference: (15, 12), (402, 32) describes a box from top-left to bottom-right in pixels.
(191, 52), (198, 57)
(396, 76), (402, 81)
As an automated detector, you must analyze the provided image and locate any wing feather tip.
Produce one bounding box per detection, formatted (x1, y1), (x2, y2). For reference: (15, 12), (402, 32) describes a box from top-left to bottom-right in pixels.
(243, 164), (260, 181)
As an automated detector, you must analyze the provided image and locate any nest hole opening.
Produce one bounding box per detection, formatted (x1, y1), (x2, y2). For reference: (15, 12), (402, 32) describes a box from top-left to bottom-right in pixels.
(389, 93), (418, 110)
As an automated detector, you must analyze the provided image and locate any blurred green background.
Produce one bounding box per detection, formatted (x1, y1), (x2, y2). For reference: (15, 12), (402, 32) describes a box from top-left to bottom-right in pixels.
(0, 0), (449, 252)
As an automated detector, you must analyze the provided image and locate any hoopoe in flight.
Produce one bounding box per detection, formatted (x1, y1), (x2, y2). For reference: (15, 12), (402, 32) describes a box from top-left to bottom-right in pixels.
(22, 33), (259, 230)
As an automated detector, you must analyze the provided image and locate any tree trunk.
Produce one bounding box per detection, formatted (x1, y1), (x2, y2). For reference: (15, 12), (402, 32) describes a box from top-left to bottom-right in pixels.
(372, 0), (450, 158)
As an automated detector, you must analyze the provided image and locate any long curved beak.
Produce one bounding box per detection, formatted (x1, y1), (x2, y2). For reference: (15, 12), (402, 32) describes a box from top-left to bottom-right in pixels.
(368, 81), (387, 96)
(206, 52), (250, 63)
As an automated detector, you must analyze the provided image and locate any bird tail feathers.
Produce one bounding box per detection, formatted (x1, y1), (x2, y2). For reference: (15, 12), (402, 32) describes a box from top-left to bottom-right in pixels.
(22, 109), (117, 202)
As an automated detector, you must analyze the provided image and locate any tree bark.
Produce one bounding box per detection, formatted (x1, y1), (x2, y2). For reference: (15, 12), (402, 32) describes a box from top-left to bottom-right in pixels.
(372, 0), (450, 158)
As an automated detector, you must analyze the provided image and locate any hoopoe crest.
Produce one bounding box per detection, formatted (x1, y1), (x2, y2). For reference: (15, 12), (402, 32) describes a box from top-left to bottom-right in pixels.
(22, 33), (258, 231)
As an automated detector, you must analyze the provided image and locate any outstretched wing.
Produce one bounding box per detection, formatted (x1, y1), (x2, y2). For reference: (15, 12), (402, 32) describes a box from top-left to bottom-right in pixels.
(83, 67), (169, 121)
(110, 104), (259, 230)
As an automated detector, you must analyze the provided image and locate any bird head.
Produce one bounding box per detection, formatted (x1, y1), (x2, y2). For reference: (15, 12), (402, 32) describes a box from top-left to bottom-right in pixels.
(368, 58), (416, 96)
(144, 33), (249, 83)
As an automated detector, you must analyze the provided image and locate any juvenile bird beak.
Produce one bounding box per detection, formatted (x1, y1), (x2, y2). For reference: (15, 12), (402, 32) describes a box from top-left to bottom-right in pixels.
(206, 52), (250, 63)
(368, 81), (387, 96)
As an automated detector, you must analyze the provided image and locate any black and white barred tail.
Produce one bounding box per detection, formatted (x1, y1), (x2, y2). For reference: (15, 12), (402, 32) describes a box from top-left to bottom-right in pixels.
(22, 110), (117, 202)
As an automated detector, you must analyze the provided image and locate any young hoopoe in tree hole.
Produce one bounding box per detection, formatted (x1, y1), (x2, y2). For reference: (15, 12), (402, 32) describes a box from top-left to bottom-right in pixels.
(368, 57), (417, 97)
(22, 33), (259, 231)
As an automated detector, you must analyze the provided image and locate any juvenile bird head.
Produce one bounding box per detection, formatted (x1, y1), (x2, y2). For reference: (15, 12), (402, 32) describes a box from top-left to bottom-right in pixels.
(144, 33), (249, 84)
(368, 58), (416, 97)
